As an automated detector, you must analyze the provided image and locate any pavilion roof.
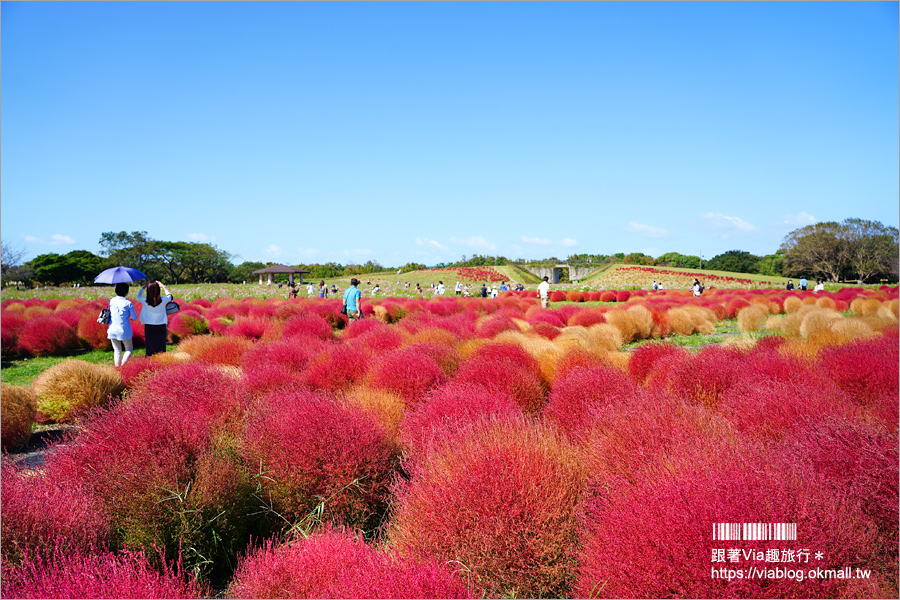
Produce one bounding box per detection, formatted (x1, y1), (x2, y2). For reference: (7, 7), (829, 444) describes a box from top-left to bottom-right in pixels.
(252, 264), (310, 274)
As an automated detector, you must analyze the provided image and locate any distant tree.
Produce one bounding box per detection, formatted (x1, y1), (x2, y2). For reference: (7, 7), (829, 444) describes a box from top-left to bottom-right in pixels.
(781, 219), (898, 283)
(99, 231), (160, 274)
(654, 252), (701, 269)
(704, 250), (760, 274)
(1, 241), (28, 281)
(230, 261), (267, 283)
(755, 253), (784, 277)
(623, 252), (655, 265)
(27, 250), (108, 285)
(399, 262), (428, 272)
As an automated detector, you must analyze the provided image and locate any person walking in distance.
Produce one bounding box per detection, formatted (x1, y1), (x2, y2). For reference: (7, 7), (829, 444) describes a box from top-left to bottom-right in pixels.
(538, 276), (551, 308)
(343, 278), (363, 323)
(137, 280), (173, 357)
(107, 282), (138, 367)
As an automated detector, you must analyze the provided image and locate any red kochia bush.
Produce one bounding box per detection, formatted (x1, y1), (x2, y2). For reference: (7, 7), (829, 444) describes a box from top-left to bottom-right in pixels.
(228, 528), (473, 599)
(366, 346), (446, 404)
(76, 313), (113, 350)
(241, 389), (397, 532)
(817, 335), (899, 405)
(282, 314), (334, 341)
(453, 351), (546, 413)
(615, 290), (631, 302)
(116, 356), (165, 388)
(599, 290), (617, 302)
(16, 316), (80, 356)
(390, 417), (585, 599)
(398, 382), (525, 465)
(301, 344), (369, 392)
(576, 443), (880, 599)
(627, 342), (689, 384)
(549, 290), (567, 302)
(1, 462), (110, 563)
(646, 346), (745, 408)
(0, 546), (204, 599)
(545, 366), (642, 442)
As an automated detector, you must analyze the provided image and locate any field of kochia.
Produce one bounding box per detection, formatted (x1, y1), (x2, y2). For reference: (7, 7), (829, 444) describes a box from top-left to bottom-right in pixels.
(1, 285), (898, 599)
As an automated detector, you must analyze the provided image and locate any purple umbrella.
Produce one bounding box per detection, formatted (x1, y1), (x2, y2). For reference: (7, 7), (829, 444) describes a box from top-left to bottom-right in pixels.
(94, 266), (148, 284)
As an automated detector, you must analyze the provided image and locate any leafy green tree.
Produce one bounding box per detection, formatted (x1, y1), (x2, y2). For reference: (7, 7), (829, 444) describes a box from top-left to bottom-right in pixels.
(230, 261), (267, 283)
(655, 252), (701, 269)
(99, 231), (160, 274)
(704, 250), (760, 274)
(842, 218), (899, 283)
(781, 219), (898, 282)
(28, 251), (109, 285)
(755, 253), (784, 277)
(623, 252), (654, 265)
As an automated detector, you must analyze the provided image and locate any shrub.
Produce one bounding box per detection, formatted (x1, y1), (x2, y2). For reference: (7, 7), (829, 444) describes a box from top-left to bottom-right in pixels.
(0, 462), (111, 564)
(549, 290), (567, 302)
(177, 335), (254, 366)
(16, 316), (80, 357)
(44, 391), (252, 583)
(545, 365), (642, 442)
(75, 314), (113, 350)
(282, 314), (333, 341)
(227, 528), (473, 599)
(1, 383), (37, 451)
(32, 359), (125, 423)
(167, 310), (209, 339)
(405, 341), (463, 376)
(817, 334), (899, 405)
(389, 417), (585, 599)
(398, 382), (525, 465)
(599, 290), (617, 302)
(241, 389), (398, 533)
(567, 307), (606, 327)
(576, 443), (880, 599)
(339, 386), (407, 444)
(627, 342), (688, 385)
(565, 291), (584, 302)
(1, 546), (204, 599)
(615, 290), (631, 302)
(366, 346), (447, 404)
(736, 304), (768, 333)
(117, 356), (166, 388)
(301, 344), (369, 393)
(475, 314), (519, 338)
(453, 353), (545, 413)
(646, 346), (743, 409)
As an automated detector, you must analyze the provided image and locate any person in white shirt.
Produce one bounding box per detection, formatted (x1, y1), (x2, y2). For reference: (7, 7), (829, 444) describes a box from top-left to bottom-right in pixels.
(490, 286), (498, 299)
(107, 282), (138, 366)
(436, 281), (446, 295)
(813, 279), (825, 292)
(455, 281), (462, 296)
(137, 280), (173, 356)
(538, 276), (551, 308)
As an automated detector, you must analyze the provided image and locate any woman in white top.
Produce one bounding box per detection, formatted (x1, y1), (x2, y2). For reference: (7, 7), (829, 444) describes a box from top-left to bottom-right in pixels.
(137, 280), (173, 356)
(107, 282), (138, 366)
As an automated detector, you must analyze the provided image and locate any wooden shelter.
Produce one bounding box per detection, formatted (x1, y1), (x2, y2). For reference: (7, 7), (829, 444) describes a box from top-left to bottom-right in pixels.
(251, 264), (310, 285)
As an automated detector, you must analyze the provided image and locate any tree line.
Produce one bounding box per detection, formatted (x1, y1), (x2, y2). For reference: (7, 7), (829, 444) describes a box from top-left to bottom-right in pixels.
(2, 219), (897, 287)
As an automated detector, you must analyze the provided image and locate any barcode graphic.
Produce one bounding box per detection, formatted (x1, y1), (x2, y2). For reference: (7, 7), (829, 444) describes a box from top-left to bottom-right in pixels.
(712, 523), (797, 541)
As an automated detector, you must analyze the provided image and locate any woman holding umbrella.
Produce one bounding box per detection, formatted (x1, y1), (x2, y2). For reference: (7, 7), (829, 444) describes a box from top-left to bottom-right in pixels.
(107, 282), (138, 367)
(137, 280), (172, 356)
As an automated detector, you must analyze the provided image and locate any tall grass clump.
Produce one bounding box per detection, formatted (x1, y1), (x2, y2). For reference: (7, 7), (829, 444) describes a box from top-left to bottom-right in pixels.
(227, 528), (473, 599)
(1, 462), (111, 564)
(1, 546), (205, 600)
(1, 383), (37, 450)
(241, 389), (398, 535)
(736, 303), (768, 333)
(32, 359), (125, 423)
(390, 417), (585, 598)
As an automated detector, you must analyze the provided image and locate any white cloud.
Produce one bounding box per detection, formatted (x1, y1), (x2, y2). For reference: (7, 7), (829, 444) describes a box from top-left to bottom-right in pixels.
(450, 235), (497, 251)
(782, 212), (817, 226)
(264, 244), (282, 255)
(559, 238), (578, 247)
(703, 212), (756, 232)
(22, 234), (76, 245)
(521, 236), (552, 245)
(297, 247), (320, 257)
(625, 221), (669, 238)
(417, 237), (448, 251)
(187, 233), (216, 242)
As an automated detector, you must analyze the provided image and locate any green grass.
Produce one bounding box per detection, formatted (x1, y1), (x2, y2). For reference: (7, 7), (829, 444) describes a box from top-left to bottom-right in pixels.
(1, 345), (176, 387)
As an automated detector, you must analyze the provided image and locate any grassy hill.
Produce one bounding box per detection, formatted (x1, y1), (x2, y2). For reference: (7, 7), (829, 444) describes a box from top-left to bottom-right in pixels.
(582, 263), (791, 290)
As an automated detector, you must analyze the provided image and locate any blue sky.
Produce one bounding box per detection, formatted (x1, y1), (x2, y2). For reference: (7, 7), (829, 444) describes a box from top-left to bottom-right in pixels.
(2, 1), (898, 268)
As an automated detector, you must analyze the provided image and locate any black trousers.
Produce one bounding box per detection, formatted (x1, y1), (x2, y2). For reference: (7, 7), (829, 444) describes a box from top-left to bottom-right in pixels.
(144, 323), (168, 356)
